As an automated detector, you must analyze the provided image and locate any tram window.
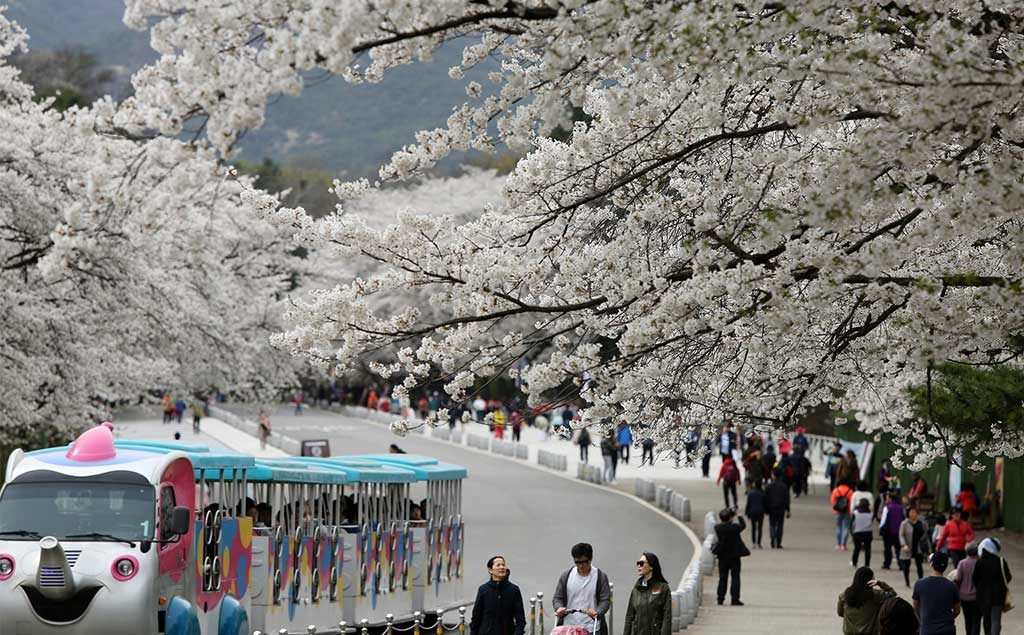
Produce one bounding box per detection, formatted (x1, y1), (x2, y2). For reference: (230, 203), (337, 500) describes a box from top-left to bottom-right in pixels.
(159, 486), (177, 543)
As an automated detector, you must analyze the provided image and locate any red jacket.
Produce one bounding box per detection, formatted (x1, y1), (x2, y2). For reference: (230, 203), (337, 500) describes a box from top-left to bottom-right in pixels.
(830, 484), (854, 515)
(936, 519), (975, 551)
(718, 458), (739, 485)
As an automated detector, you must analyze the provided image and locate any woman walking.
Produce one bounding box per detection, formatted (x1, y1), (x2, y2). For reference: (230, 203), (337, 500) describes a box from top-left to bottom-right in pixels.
(851, 498), (875, 568)
(470, 556), (526, 635)
(935, 506), (975, 567)
(953, 543), (981, 635)
(899, 507), (931, 587)
(837, 567), (896, 634)
(972, 537), (1012, 635)
(623, 552), (673, 635)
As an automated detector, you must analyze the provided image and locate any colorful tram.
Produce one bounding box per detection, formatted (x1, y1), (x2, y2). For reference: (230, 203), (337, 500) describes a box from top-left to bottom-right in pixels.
(0, 424), (467, 635)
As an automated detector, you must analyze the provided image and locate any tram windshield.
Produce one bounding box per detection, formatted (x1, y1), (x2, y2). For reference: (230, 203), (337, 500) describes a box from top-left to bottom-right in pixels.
(0, 481), (156, 541)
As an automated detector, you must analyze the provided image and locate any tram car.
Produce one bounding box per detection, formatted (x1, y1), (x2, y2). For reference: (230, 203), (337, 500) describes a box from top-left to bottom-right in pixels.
(0, 423), (467, 635)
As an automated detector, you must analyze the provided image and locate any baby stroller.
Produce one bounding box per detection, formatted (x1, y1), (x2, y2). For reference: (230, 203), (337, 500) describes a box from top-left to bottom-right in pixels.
(551, 610), (600, 635)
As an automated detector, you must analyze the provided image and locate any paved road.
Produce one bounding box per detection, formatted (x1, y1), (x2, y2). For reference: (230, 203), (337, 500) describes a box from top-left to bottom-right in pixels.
(251, 405), (694, 631)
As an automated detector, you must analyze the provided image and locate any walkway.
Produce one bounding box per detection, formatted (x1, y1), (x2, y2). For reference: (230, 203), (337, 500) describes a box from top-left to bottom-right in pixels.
(624, 474), (1024, 634)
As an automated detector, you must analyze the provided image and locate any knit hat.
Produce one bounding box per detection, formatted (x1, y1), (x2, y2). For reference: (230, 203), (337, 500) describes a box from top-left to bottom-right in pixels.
(979, 537), (1002, 556)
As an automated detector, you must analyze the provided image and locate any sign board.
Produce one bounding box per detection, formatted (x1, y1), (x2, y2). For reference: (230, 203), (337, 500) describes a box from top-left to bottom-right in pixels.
(301, 439), (331, 458)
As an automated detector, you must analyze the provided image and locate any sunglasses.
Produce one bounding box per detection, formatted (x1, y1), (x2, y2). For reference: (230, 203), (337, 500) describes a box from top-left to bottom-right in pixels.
(636, 560), (647, 567)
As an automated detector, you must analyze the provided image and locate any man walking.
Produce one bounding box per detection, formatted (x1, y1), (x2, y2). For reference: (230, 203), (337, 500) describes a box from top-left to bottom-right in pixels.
(553, 543), (612, 635)
(765, 468), (790, 548)
(913, 553), (960, 635)
(714, 508), (749, 606)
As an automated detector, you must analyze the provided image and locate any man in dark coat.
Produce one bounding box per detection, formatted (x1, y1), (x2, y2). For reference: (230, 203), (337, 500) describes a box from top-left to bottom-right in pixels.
(714, 508), (749, 606)
(764, 468), (791, 548)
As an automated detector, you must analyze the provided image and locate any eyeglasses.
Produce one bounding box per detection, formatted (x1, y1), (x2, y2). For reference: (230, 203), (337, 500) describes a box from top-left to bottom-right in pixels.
(574, 559), (591, 565)
(636, 560), (647, 567)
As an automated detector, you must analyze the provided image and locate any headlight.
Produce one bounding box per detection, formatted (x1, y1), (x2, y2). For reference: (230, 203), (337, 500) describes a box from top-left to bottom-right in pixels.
(0, 556), (14, 579)
(112, 556), (138, 581)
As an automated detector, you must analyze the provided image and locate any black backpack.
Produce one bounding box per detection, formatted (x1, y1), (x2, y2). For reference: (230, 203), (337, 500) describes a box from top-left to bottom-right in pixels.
(833, 495), (850, 513)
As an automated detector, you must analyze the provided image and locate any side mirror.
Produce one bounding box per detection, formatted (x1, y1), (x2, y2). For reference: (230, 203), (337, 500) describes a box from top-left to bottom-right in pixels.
(168, 506), (192, 536)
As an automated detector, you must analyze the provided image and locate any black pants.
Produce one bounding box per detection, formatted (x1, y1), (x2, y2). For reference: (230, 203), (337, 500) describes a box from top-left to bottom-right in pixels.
(717, 557), (741, 602)
(882, 534), (899, 568)
(961, 599), (981, 635)
(851, 531), (872, 567)
(610, 450), (619, 480)
(620, 445), (629, 463)
(722, 482), (738, 508)
(641, 445), (654, 465)
(512, 427), (521, 441)
(949, 549), (966, 568)
(749, 514), (764, 546)
(701, 453), (711, 477)
(768, 511), (785, 547)
(980, 602), (1003, 635)
(900, 554), (924, 586)
(579, 445), (588, 461)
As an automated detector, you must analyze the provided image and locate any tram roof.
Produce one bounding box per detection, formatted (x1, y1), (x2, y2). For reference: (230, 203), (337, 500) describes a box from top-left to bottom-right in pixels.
(24, 442), (252, 471)
(196, 460), (349, 484)
(349, 454), (468, 480)
(114, 440), (212, 453)
(267, 457), (418, 483)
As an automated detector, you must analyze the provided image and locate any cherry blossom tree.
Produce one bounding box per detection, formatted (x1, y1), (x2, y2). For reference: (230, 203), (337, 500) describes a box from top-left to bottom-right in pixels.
(124, 1), (1024, 467)
(0, 12), (302, 445)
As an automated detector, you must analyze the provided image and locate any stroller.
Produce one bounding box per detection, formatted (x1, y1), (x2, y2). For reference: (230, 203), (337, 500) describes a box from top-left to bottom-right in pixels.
(550, 610), (600, 635)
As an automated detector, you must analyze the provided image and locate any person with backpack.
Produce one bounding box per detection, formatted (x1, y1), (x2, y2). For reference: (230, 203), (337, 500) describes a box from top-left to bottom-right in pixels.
(765, 468), (791, 548)
(832, 480), (856, 551)
(552, 543), (612, 635)
(935, 506), (976, 568)
(617, 422), (633, 464)
(713, 508), (749, 606)
(718, 456), (741, 508)
(744, 482), (766, 549)
(879, 493), (906, 570)
(879, 593), (921, 635)
(972, 537), (1013, 635)
(837, 566), (897, 634)
(900, 507), (932, 587)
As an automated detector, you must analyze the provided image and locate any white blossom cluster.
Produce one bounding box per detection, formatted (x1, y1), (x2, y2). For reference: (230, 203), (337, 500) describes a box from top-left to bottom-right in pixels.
(0, 11), (303, 443)
(123, 0), (1024, 462)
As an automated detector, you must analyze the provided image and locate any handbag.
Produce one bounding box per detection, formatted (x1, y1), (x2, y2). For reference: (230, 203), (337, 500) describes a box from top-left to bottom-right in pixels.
(1001, 557), (1013, 612)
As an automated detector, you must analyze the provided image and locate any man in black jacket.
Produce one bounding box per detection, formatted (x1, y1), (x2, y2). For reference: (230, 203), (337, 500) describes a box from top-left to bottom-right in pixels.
(714, 508), (749, 606)
(765, 467), (791, 549)
(471, 556), (527, 635)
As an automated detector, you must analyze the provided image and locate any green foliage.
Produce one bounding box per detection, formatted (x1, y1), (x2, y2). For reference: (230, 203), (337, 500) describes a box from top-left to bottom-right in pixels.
(234, 158), (336, 218)
(11, 46), (117, 112)
(908, 362), (1024, 439)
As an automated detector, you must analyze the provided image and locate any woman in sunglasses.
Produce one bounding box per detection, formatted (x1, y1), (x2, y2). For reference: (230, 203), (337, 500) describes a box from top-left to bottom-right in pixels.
(622, 552), (672, 635)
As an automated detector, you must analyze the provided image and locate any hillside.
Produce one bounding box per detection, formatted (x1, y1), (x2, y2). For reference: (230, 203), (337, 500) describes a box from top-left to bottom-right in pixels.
(5, 0), (496, 178)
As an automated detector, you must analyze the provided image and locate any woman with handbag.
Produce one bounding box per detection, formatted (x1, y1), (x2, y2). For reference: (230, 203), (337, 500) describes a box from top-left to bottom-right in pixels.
(972, 538), (1013, 635)
(898, 507), (931, 587)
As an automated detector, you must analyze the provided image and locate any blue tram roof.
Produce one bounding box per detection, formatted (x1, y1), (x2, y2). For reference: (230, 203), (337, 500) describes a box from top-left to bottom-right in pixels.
(350, 454), (468, 480)
(114, 440), (212, 453)
(196, 460), (349, 484)
(268, 457), (417, 483)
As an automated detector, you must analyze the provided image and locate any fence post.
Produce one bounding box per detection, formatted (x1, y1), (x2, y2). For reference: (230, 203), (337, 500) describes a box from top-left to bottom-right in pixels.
(437, 607), (445, 635)
(529, 596), (537, 635)
(459, 606), (467, 634)
(279, 629), (289, 635)
(361, 619), (370, 635)
(537, 591), (545, 635)
(609, 582), (614, 635)
(308, 627), (317, 635)
(386, 614), (395, 635)
(414, 611), (423, 635)
(339, 621), (347, 635)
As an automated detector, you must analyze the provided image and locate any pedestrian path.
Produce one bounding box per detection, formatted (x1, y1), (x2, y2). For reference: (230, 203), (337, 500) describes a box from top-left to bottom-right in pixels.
(110, 406), (289, 457)
(618, 475), (1024, 634)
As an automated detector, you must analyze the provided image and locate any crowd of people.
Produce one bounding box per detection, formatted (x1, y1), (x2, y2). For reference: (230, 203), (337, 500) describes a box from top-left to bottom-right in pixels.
(160, 393), (207, 434)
